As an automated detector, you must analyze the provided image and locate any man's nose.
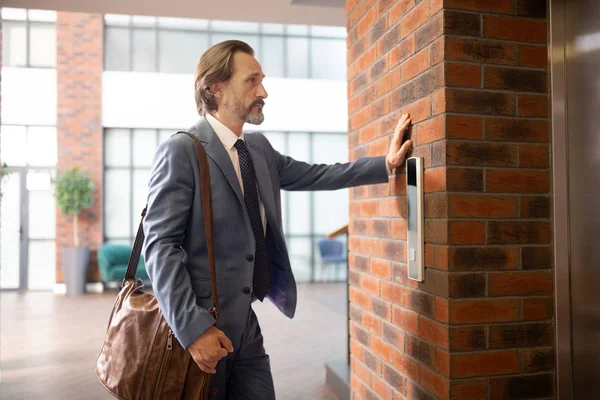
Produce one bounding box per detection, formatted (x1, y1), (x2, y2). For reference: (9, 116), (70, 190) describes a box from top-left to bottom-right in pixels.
(258, 84), (268, 99)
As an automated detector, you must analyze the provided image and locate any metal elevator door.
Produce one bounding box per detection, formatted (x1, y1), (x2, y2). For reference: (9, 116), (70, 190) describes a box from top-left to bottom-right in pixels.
(551, 0), (600, 398)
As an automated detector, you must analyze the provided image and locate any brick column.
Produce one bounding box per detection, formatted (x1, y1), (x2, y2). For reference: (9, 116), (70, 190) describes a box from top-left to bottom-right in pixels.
(346, 1), (552, 399)
(56, 13), (104, 283)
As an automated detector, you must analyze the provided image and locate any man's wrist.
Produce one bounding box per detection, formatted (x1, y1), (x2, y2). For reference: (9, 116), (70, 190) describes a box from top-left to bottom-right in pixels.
(385, 157), (393, 175)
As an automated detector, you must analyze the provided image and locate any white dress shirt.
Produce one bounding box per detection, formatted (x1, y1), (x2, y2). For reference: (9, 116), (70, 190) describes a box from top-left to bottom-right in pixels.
(205, 113), (267, 235)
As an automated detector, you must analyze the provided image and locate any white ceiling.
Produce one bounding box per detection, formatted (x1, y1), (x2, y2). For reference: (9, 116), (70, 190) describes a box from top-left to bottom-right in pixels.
(2, 0), (345, 26)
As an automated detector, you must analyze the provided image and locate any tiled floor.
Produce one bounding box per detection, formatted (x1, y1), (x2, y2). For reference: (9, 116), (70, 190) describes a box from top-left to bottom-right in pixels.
(0, 283), (347, 400)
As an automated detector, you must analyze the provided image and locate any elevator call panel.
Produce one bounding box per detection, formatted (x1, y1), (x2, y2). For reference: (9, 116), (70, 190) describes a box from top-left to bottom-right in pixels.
(406, 157), (424, 282)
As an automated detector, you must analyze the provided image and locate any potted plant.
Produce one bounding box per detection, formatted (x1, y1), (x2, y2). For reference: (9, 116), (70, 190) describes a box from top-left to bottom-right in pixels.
(1, 162), (10, 198)
(54, 167), (96, 296)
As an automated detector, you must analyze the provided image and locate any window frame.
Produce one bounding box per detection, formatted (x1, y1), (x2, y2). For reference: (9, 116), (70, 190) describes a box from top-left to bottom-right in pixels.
(1, 11), (56, 68)
(103, 15), (347, 79)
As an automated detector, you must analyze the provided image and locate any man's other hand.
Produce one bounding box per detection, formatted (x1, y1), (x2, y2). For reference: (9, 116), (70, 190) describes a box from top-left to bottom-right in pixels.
(386, 113), (413, 171)
(188, 326), (234, 374)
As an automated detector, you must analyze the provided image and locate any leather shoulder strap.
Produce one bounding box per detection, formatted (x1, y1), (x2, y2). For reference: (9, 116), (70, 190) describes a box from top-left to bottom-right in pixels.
(124, 131), (219, 320)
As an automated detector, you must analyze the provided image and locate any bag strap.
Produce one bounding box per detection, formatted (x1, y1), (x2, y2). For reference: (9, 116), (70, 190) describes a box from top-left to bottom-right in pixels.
(124, 131), (219, 321)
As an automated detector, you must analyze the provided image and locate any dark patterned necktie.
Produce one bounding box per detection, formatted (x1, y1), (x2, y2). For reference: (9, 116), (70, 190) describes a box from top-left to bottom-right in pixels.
(234, 139), (270, 301)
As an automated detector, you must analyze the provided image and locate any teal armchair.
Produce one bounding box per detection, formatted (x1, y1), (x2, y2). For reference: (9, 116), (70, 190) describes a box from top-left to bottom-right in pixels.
(98, 244), (150, 283)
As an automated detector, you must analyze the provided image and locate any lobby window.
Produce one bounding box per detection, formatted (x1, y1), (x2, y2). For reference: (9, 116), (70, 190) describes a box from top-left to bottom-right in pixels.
(1, 125), (58, 168)
(103, 129), (349, 283)
(1, 8), (56, 68)
(103, 128), (172, 243)
(262, 131), (350, 282)
(103, 15), (347, 80)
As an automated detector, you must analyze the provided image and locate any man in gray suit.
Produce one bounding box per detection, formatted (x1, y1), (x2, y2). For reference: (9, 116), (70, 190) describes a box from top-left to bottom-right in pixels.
(142, 40), (413, 399)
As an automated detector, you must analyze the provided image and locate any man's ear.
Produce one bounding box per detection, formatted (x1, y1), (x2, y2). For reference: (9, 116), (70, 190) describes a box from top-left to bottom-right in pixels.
(209, 82), (222, 98)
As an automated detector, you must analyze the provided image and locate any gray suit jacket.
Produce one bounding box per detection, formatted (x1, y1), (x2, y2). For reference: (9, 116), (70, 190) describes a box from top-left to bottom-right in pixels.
(142, 117), (389, 351)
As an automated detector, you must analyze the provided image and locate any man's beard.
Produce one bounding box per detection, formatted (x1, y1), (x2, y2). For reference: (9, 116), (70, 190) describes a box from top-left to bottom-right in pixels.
(224, 96), (265, 125)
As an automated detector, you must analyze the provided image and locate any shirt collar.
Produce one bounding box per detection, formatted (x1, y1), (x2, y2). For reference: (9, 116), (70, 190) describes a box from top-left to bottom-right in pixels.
(205, 112), (244, 150)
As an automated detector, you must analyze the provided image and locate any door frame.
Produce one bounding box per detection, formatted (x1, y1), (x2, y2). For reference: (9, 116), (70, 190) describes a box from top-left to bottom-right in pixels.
(1, 166), (29, 291)
(549, 0), (574, 398)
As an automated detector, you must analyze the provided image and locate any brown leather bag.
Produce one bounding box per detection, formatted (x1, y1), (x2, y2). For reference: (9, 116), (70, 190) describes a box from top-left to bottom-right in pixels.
(96, 132), (219, 399)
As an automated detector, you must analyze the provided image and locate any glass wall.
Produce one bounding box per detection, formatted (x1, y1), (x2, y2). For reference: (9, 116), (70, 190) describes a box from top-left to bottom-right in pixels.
(102, 14), (350, 283)
(1, 125), (57, 290)
(103, 15), (347, 79)
(103, 129), (172, 243)
(103, 129), (349, 282)
(1, 8), (56, 68)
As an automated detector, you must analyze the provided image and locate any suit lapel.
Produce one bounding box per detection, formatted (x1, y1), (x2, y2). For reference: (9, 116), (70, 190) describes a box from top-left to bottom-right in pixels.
(192, 117), (245, 208)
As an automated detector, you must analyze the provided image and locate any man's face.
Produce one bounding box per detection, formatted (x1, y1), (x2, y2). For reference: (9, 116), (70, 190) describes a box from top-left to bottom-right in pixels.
(220, 52), (268, 125)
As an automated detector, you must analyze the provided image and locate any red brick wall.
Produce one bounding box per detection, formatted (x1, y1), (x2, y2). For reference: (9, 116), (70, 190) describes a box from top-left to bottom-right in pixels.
(56, 12), (104, 283)
(346, 0), (553, 399)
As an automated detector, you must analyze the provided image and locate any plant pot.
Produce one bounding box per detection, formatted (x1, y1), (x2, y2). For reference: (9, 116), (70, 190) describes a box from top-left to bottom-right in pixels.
(62, 246), (90, 296)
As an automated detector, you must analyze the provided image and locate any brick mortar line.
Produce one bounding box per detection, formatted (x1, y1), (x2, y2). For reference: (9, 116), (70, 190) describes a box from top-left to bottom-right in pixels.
(404, 321), (552, 358)
(349, 217), (553, 223)
(350, 196), (553, 202)
(443, 111), (549, 119)
(447, 188), (552, 193)
(444, 59), (548, 71)
(350, 266), (554, 276)
(444, 32), (550, 52)
(452, 346), (554, 354)
(405, 376), (439, 400)
(350, 294), (553, 322)
(349, 258), (553, 270)
(347, 108), (549, 134)
(449, 371), (555, 381)
(520, 347), (525, 377)
(444, 140), (550, 146)
(431, 217), (552, 222)
(419, 360), (452, 378)
(377, 358), (417, 396)
(440, 6), (547, 19)
(448, 270), (554, 274)
(349, 354), (377, 389)
(446, 348), (553, 357)
(438, 86), (548, 96)
(342, 270), (555, 276)
(351, 320), (556, 348)
(444, 32), (548, 46)
(447, 294), (553, 302)
(350, 195), (553, 202)
(353, 127), (449, 145)
(347, 235), (409, 241)
(446, 321), (554, 329)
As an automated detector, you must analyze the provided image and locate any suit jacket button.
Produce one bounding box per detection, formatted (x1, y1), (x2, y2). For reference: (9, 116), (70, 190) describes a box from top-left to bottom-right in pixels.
(246, 254), (254, 262)
(243, 287), (251, 295)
